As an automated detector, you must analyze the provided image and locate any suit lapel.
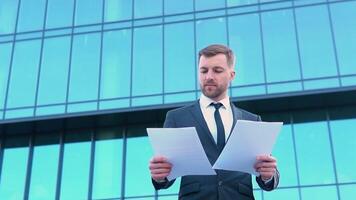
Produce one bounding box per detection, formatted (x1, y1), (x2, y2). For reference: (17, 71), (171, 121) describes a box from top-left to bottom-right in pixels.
(188, 101), (217, 148)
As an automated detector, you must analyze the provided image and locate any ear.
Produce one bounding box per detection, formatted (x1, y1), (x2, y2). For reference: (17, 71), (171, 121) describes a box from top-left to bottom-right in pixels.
(230, 70), (236, 81)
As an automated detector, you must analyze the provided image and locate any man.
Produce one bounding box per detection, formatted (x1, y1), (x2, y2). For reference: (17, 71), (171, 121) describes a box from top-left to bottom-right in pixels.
(149, 44), (279, 200)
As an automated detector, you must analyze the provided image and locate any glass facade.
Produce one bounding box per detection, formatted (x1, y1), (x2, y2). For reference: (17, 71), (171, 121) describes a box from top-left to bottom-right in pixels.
(1, 0), (356, 199)
(1, 0), (356, 121)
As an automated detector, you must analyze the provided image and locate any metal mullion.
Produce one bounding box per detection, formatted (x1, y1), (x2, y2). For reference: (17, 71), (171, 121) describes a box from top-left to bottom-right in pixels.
(23, 133), (35, 200)
(290, 115), (302, 199)
(257, 0), (269, 96)
(193, 0), (198, 100)
(87, 129), (96, 200)
(2, 0), (22, 119)
(129, 0), (135, 107)
(121, 128), (128, 199)
(326, 110), (341, 199)
(0, 135), (4, 184)
(55, 130), (65, 200)
(96, 0), (105, 111)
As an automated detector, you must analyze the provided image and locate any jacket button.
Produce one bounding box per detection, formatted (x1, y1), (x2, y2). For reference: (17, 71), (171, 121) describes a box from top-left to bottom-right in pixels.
(218, 181), (223, 186)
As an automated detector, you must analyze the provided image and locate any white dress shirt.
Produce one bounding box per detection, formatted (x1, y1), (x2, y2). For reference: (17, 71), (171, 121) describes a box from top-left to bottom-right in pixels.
(199, 94), (233, 144)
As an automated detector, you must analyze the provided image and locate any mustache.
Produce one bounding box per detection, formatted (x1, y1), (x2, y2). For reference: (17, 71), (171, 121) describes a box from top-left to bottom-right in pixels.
(204, 80), (217, 86)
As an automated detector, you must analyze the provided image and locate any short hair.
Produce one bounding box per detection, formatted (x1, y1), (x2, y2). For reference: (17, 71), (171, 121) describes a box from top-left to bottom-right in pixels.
(198, 44), (235, 68)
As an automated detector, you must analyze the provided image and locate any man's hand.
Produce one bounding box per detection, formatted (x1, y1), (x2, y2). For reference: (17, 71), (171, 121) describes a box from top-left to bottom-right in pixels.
(254, 155), (277, 181)
(149, 156), (172, 182)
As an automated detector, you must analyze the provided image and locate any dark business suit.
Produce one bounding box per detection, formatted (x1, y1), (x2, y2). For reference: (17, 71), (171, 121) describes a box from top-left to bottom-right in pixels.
(153, 100), (279, 200)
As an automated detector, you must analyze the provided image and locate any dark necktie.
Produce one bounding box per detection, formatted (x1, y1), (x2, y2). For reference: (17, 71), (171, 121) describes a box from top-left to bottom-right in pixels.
(211, 103), (225, 153)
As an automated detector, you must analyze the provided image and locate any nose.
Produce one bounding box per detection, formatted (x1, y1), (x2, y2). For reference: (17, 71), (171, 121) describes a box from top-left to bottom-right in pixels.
(205, 70), (214, 80)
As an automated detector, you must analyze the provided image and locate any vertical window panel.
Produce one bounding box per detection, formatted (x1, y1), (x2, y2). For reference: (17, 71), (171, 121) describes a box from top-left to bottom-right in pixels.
(132, 26), (162, 96)
(329, 119), (356, 183)
(339, 184), (356, 200)
(301, 186), (338, 200)
(272, 125), (298, 187)
(295, 5), (338, 79)
(134, 0), (162, 18)
(29, 144), (59, 200)
(0, 147), (29, 199)
(195, 0), (225, 11)
(264, 188), (299, 200)
(164, 22), (195, 93)
(75, 0), (102, 26)
(228, 14), (265, 86)
(104, 0), (132, 22)
(46, 0), (74, 29)
(101, 29), (131, 99)
(0, 43), (12, 109)
(7, 40), (41, 108)
(37, 36), (70, 106)
(164, 0), (193, 14)
(294, 121), (335, 185)
(0, 0), (19, 34)
(60, 141), (91, 199)
(196, 18), (227, 54)
(330, 1), (356, 76)
(17, 0), (46, 32)
(68, 33), (101, 102)
(125, 136), (155, 197)
(92, 138), (123, 199)
(261, 10), (301, 83)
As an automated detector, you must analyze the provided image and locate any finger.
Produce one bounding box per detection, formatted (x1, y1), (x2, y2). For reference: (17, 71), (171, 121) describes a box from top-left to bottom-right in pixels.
(149, 162), (172, 170)
(152, 173), (170, 181)
(256, 167), (276, 173)
(254, 162), (277, 169)
(150, 156), (169, 163)
(256, 155), (276, 162)
(151, 168), (171, 175)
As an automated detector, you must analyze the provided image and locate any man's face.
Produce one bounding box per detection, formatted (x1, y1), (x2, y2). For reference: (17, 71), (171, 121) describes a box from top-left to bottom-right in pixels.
(199, 54), (235, 101)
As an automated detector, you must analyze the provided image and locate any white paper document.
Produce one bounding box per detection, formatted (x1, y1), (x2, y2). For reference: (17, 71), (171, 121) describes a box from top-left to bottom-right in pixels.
(212, 120), (283, 176)
(147, 127), (216, 181)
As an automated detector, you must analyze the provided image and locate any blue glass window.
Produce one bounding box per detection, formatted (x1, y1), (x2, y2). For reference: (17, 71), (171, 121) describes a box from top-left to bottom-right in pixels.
(164, 0), (193, 14)
(92, 137), (123, 199)
(228, 14), (265, 86)
(195, 0), (225, 11)
(46, 0), (74, 29)
(125, 136), (155, 197)
(330, 1), (356, 76)
(7, 40), (41, 109)
(0, 0), (19, 34)
(261, 10), (301, 83)
(60, 139), (91, 199)
(68, 33), (101, 103)
(301, 186), (338, 200)
(29, 144), (59, 199)
(0, 43), (12, 109)
(0, 147), (29, 199)
(104, 0), (132, 22)
(101, 29), (131, 100)
(75, 0), (102, 26)
(37, 36), (71, 106)
(227, 0), (258, 7)
(196, 18), (227, 55)
(134, 0), (162, 18)
(339, 184), (356, 200)
(271, 125), (298, 187)
(17, 0), (46, 32)
(264, 188), (299, 200)
(295, 5), (338, 79)
(132, 26), (162, 96)
(294, 121), (335, 185)
(329, 118), (356, 183)
(164, 22), (195, 94)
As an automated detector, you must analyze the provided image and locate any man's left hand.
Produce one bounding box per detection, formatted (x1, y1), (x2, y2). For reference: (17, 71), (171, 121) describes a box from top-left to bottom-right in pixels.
(254, 155), (277, 181)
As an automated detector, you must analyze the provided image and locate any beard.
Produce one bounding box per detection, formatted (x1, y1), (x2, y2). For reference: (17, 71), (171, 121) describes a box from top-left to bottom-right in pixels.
(200, 82), (227, 100)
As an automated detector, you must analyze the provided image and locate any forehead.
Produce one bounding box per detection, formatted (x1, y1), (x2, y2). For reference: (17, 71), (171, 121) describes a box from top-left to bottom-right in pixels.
(198, 54), (229, 67)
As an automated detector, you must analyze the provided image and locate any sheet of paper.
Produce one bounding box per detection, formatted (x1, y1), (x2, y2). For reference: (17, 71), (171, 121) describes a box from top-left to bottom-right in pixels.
(212, 120), (283, 176)
(147, 127), (216, 181)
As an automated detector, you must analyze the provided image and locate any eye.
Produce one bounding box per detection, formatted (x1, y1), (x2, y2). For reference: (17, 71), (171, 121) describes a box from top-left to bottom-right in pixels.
(214, 68), (224, 73)
(200, 68), (208, 73)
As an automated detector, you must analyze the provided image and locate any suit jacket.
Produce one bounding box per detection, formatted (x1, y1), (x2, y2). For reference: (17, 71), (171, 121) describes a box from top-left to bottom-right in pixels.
(153, 100), (279, 200)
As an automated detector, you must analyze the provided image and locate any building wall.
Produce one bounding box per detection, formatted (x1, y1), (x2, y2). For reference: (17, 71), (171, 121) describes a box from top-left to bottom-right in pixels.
(0, 0), (356, 199)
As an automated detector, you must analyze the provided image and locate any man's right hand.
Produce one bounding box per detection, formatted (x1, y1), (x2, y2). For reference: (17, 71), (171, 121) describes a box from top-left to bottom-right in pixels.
(149, 156), (172, 182)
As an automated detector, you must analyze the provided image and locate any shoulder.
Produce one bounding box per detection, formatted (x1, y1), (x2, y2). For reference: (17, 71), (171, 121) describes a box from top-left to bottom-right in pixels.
(166, 101), (196, 117)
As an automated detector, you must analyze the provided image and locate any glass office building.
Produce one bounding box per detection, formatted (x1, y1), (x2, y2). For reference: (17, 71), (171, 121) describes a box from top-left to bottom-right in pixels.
(0, 0), (356, 199)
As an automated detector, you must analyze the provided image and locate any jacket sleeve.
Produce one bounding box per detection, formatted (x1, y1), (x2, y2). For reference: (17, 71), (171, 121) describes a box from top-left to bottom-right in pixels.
(152, 110), (177, 190)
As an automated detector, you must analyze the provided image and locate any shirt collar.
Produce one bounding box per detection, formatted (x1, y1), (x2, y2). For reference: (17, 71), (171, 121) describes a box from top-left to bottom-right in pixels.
(200, 94), (230, 109)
